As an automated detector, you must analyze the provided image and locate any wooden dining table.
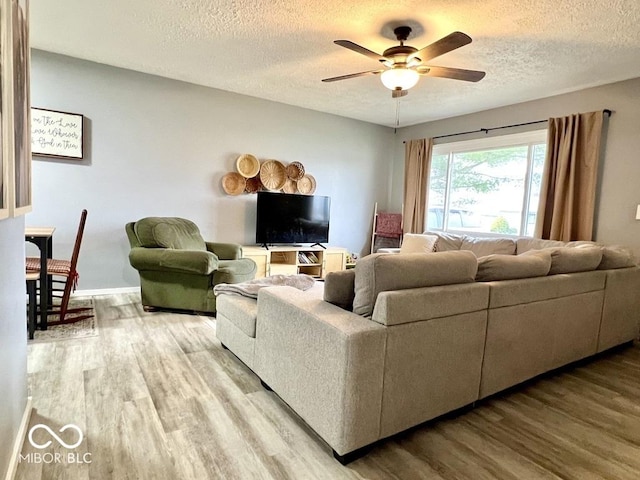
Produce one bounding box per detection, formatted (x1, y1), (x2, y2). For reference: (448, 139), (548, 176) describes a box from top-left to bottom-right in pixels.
(25, 226), (55, 330)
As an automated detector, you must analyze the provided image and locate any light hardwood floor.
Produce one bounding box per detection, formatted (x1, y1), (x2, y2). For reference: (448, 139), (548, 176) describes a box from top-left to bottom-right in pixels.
(15, 293), (640, 480)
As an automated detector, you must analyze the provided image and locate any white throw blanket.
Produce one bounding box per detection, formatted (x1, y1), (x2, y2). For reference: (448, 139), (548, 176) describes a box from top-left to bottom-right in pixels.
(213, 274), (316, 299)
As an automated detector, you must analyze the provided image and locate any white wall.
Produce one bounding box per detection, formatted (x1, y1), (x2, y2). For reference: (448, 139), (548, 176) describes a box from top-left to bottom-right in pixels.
(393, 77), (640, 257)
(29, 50), (395, 290)
(0, 216), (28, 479)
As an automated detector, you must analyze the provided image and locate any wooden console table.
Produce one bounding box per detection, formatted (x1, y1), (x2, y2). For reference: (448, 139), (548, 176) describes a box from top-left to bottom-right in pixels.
(242, 246), (347, 279)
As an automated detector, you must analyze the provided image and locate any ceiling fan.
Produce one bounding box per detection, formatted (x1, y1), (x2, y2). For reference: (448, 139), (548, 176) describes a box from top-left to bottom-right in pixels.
(322, 26), (486, 98)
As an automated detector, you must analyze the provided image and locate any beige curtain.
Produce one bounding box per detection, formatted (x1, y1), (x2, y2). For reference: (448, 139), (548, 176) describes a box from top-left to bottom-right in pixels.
(535, 111), (605, 241)
(403, 138), (433, 234)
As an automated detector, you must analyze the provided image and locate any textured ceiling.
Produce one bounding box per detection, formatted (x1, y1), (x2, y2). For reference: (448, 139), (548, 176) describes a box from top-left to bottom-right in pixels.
(30, 0), (640, 127)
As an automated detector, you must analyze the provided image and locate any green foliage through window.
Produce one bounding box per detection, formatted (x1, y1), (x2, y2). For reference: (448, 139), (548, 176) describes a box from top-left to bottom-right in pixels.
(426, 131), (547, 237)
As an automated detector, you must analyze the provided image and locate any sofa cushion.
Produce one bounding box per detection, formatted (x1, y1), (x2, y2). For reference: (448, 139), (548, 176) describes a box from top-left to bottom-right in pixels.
(476, 250), (551, 282)
(598, 245), (637, 270)
(565, 240), (598, 248)
(544, 246), (603, 274)
(135, 217), (206, 251)
(353, 251), (478, 317)
(515, 238), (566, 254)
(400, 233), (438, 254)
(461, 236), (517, 257)
(323, 269), (356, 311)
(425, 231), (464, 252)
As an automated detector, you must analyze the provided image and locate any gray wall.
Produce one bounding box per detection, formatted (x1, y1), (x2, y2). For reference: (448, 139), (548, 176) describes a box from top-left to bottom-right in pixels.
(393, 77), (640, 257)
(29, 50), (640, 291)
(0, 216), (28, 479)
(29, 50), (395, 290)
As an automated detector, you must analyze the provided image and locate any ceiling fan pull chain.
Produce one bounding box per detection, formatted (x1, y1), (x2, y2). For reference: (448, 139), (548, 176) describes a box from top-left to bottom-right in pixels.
(395, 97), (401, 128)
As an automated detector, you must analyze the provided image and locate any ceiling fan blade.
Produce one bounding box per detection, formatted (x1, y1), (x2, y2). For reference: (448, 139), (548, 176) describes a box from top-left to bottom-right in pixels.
(391, 89), (408, 99)
(322, 69), (385, 82)
(334, 40), (387, 62)
(409, 31), (472, 63)
(418, 66), (486, 82)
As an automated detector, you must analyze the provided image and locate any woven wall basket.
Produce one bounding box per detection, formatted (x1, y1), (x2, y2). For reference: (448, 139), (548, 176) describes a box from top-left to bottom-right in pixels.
(286, 161), (305, 181)
(222, 172), (247, 195)
(282, 178), (298, 194)
(245, 175), (263, 193)
(236, 154), (260, 178)
(296, 174), (316, 195)
(260, 160), (287, 191)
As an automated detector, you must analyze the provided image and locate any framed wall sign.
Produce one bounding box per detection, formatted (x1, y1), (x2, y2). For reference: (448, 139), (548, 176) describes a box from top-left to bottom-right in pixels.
(31, 107), (84, 159)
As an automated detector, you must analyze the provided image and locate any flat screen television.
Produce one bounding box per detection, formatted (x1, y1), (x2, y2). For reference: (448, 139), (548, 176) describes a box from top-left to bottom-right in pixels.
(256, 191), (330, 245)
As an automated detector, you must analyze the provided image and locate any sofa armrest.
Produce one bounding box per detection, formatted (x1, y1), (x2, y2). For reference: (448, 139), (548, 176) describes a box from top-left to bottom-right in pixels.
(599, 266), (640, 351)
(254, 286), (386, 456)
(128, 247), (219, 275)
(206, 242), (242, 260)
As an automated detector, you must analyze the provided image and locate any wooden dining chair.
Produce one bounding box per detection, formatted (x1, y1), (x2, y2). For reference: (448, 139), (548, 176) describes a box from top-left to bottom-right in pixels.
(26, 272), (39, 339)
(25, 209), (92, 326)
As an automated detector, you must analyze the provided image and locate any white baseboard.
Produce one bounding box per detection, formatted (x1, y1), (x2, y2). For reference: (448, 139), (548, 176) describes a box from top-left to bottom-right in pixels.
(72, 286), (141, 297)
(4, 396), (32, 480)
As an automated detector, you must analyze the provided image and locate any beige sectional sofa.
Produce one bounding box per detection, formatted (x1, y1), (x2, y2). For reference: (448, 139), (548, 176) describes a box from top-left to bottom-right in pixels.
(215, 233), (640, 463)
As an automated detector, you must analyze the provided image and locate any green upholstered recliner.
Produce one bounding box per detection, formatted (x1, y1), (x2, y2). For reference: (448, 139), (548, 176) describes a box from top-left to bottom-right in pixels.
(125, 217), (256, 314)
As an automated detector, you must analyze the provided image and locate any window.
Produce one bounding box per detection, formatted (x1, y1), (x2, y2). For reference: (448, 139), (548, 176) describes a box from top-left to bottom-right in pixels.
(427, 130), (547, 237)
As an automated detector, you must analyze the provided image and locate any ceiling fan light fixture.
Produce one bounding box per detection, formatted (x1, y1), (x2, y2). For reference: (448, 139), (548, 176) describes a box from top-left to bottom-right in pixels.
(381, 67), (419, 91)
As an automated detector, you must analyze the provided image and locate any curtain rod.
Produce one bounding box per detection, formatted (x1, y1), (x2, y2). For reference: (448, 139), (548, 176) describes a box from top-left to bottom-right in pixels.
(403, 109), (612, 143)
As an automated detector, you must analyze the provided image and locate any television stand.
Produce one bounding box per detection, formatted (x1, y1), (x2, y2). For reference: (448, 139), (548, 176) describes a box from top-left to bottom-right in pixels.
(310, 243), (326, 249)
(242, 245), (348, 279)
